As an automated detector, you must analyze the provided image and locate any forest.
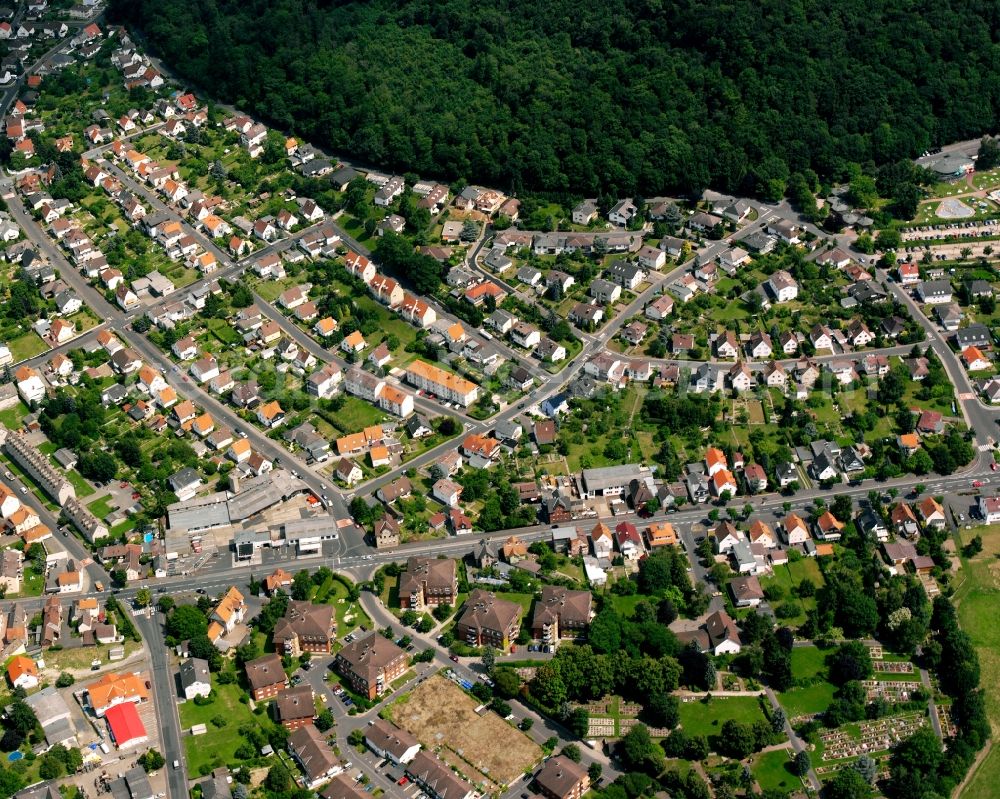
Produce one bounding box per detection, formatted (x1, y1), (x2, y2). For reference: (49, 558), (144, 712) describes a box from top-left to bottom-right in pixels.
(110, 0), (1000, 198)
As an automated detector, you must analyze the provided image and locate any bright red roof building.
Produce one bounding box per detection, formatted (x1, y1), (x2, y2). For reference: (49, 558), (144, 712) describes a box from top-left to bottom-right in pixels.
(105, 702), (148, 749)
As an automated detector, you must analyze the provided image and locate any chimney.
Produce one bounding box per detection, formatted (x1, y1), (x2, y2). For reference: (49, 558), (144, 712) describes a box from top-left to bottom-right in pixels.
(229, 472), (240, 493)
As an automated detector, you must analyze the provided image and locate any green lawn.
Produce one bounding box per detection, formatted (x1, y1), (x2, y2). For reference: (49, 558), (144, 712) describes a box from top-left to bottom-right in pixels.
(87, 494), (115, 519)
(790, 646), (829, 682)
(495, 592), (535, 615)
(254, 277), (297, 302)
(65, 469), (95, 498)
(8, 332), (46, 363)
(605, 593), (652, 618)
(678, 696), (767, 739)
(777, 680), (836, 719)
(327, 396), (388, 434)
(955, 524), (1000, 798)
(0, 401), (28, 430)
(752, 748), (798, 794)
(379, 574), (400, 610)
(13, 565), (44, 597)
(321, 575), (372, 634)
(760, 558), (824, 626)
(206, 317), (242, 346)
(110, 519), (135, 536)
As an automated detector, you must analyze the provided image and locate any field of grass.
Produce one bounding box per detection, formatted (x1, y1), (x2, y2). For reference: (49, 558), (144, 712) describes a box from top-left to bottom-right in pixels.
(379, 574), (400, 610)
(494, 592), (535, 616)
(677, 695), (767, 739)
(206, 317), (242, 346)
(326, 396), (388, 434)
(606, 593), (652, 618)
(8, 331), (46, 362)
(778, 680), (837, 720)
(954, 524), (1000, 798)
(14, 564), (44, 597)
(790, 645), (829, 682)
(254, 277), (297, 302)
(0, 401), (28, 430)
(64, 469), (95, 498)
(752, 748), (798, 794)
(87, 494), (115, 519)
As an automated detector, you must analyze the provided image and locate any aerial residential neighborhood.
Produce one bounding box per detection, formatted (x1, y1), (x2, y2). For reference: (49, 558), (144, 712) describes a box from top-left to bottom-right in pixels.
(0, 5), (996, 799)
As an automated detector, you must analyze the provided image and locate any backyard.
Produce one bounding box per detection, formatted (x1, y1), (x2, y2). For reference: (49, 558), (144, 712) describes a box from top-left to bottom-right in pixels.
(312, 573), (371, 633)
(178, 680), (276, 776)
(759, 556), (825, 627)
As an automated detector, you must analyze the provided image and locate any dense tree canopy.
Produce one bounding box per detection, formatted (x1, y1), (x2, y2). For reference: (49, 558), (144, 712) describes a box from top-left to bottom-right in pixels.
(111, 0), (1000, 197)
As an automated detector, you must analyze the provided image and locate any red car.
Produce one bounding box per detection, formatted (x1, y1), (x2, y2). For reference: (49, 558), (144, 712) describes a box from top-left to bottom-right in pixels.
(973, 480), (984, 488)
(449, 655), (459, 662)
(992, 463), (998, 472)
(397, 778), (409, 786)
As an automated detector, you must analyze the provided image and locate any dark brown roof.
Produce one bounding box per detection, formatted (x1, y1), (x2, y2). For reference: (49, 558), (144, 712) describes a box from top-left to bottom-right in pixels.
(365, 718), (419, 761)
(456, 589), (522, 635)
(532, 586), (592, 628)
(244, 653), (285, 691)
(535, 755), (588, 799)
(705, 610), (740, 648)
(728, 575), (764, 602)
(274, 684), (315, 723)
(336, 634), (406, 682)
(320, 775), (367, 799)
(288, 724), (339, 782)
(399, 556), (456, 597)
(272, 601), (334, 648)
(407, 750), (472, 799)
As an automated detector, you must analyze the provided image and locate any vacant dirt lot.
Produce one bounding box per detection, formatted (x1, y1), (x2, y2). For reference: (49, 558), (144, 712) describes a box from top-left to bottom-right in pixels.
(389, 674), (542, 786)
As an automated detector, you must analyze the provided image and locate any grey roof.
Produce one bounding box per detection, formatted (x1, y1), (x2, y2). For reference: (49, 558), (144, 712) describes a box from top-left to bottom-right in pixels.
(199, 775), (233, 799)
(179, 657), (210, 691)
(582, 464), (647, 492)
(228, 470), (307, 520)
(167, 492), (230, 532)
(24, 685), (73, 727)
(109, 767), (153, 799)
(366, 718), (419, 761)
(919, 279), (952, 296)
(956, 324), (991, 345)
(168, 467), (202, 492)
(731, 538), (755, 565)
(283, 516), (338, 541)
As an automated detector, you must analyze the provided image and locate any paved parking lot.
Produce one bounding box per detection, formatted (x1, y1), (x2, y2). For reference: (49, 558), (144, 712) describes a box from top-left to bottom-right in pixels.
(901, 219), (1000, 241)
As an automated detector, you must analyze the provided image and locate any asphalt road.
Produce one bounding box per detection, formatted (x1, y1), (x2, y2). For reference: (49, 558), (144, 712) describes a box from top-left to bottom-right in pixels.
(134, 611), (189, 798)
